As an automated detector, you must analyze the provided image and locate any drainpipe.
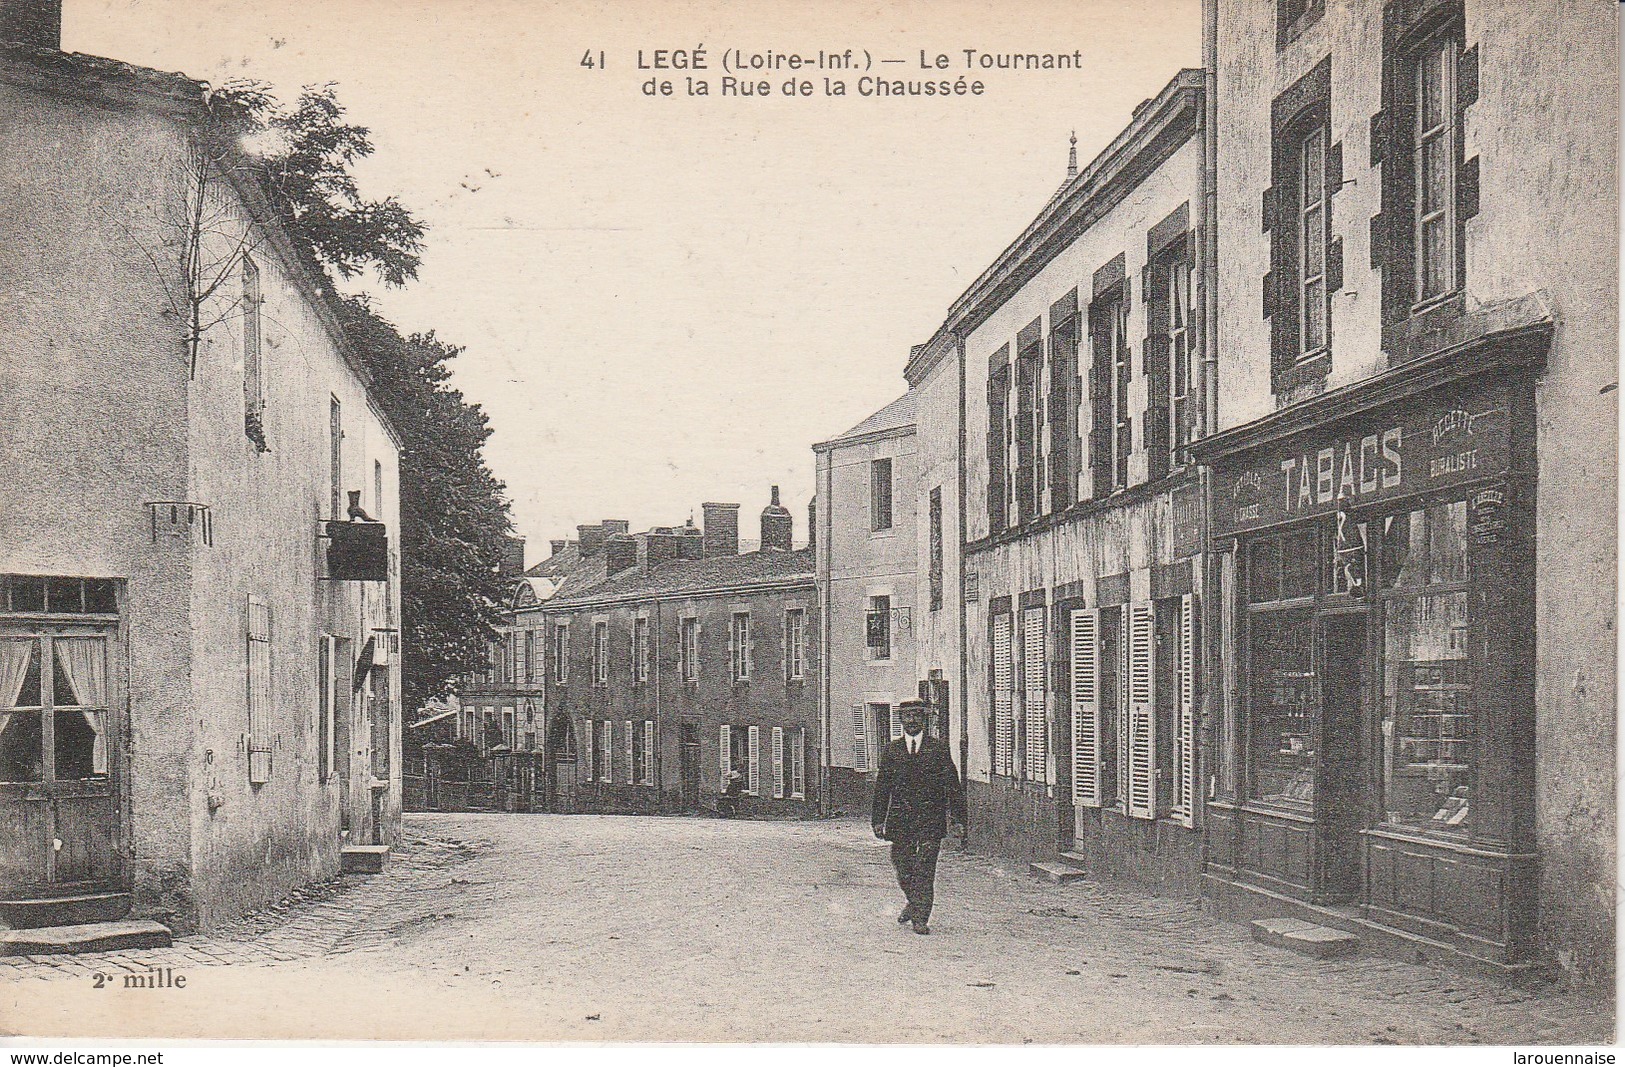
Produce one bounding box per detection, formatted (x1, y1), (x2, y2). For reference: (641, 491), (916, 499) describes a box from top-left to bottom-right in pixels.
(819, 461), (833, 816)
(955, 329), (970, 852)
(653, 597), (663, 812)
(1198, 0), (1220, 826)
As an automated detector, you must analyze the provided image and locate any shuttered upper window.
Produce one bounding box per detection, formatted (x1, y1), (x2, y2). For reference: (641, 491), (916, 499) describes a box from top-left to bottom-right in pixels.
(247, 595), (272, 784)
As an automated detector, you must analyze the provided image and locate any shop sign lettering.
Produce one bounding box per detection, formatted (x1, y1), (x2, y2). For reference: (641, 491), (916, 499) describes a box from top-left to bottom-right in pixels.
(1213, 396), (1511, 537)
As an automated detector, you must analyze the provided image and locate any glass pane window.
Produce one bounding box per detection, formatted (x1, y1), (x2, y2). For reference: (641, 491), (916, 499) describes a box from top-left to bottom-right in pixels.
(1248, 612), (1317, 807)
(1382, 502), (1469, 590)
(1298, 126), (1328, 356)
(1414, 37), (1456, 302)
(0, 639), (42, 783)
(1382, 590), (1473, 832)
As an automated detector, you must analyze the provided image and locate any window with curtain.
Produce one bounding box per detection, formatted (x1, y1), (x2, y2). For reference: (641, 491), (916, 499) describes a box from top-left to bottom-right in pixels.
(0, 638), (41, 783)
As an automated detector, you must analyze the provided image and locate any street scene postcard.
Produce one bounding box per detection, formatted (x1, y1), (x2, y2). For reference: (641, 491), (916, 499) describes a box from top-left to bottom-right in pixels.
(0, 0), (1617, 1050)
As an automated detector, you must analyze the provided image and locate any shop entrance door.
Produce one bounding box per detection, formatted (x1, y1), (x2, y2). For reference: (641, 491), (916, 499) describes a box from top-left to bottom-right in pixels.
(1315, 613), (1368, 904)
(0, 626), (123, 897)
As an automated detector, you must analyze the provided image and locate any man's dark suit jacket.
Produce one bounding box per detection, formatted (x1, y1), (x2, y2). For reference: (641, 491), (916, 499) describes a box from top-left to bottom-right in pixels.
(871, 734), (968, 842)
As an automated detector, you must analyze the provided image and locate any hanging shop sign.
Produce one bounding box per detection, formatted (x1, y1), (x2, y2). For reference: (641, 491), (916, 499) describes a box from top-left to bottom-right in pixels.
(1213, 386), (1513, 538)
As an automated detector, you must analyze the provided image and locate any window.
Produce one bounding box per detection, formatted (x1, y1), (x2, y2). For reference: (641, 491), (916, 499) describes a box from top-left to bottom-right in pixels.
(1014, 325), (1043, 522)
(246, 595), (272, 784)
(720, 723), (732, 789)
(329, 396), (343, 520)
(783, 608), (806, 680)
(1047, 299), (1081, 511)
(865, 596), (891, 661)
(1022, 606), (1047, 782)
(746, 724), (760, 795)
(928, 487), (944, 611)
(553, 622), (569, 684)
(679, 617), (699, 683)
(1266, 59), (1335, 392)
(1297, 126), (1329, 358)
(633, 617), (650, 683)
(986, 349), (1010, 532)
(321, 635), (352, 781)
(991, 612), (1014, 776)
(242, 257), (266, 449)
(0, 576), (117, 615)
(592, 621), (608, 686)
(789, 728), (806, 798)
(1089, 285), (1132, 495)
(525, 630), (538, 684)
(772, 726), (785, 798)
(0, 634), (110, 786)
(730, 612), (751, 683)
(582, 718), (595, 781)
(624, 719), (634, 784)
(641, 719), (655, 785)
(1277, 0), (1324, 49)
(870, 458), (893, 532)
(1414, 37), (1457, 303)
(507, 631), (519, 684)
(600, 719), (613, 782)
(1145, 222), (1197, 479)
(373, 459), (383, 519)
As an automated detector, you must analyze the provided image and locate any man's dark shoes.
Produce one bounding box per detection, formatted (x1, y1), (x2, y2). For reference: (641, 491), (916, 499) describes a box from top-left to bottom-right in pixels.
(897, 906), (913, 924)
(911, 919), (930, 935)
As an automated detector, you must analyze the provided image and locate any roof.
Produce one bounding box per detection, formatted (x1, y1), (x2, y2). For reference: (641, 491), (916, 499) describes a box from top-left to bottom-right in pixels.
(548, 548), (813, 610)
(816, 392), (915, 451)
(522, 542), (606, 604)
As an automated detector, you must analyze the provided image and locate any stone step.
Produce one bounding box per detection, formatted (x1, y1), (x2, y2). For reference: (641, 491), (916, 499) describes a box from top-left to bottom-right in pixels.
(1029, 861), (1089, 885)
(0, 891), (131, 929)
(1058, 850), (1090, 869)
(341, 844), (390, 874)
(1251, 917), (1360, 959)
(0, 920), (171, 957)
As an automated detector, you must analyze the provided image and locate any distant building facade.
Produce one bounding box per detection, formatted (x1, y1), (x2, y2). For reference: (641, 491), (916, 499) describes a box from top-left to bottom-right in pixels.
(542, 494), (818, 816)
(814, 394), (923, 814)
(0, 18), (402, 932)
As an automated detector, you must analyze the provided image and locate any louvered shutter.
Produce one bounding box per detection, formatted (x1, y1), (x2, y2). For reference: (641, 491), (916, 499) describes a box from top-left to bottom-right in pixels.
(791, 728), (805, 798)
(247, 595), (272, 783)
(1023, 606), (1047, 782)
(889, 705), (903, 741)
(720, 724), (731, 788)
(1178, 594), (1198, 828)
(745, 615), (755, 681)
(643, 719), (655, 785)
(602, 720), (613, 781)
(1070, 608), (1102, 807)
(583, 718), (593, 782)
(992, 613), (1014, 776)
(851, 704), (868, 772)
(1127, 601), (1156, 819)
(728, 616), (738, 681)
(623, 720), (633, 783)
(747, 725), (760, 795)
(772, 726), (785, 798)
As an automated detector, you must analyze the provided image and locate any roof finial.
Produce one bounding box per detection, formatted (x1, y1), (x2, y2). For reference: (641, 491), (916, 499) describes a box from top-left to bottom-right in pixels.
(1067, 130), (1078, 179)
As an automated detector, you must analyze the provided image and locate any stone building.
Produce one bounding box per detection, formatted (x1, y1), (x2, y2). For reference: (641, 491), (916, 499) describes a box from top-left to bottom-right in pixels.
(541, 494), (818, 816)
(813, 394), (923, 814)
(0, 10), (402, 938)
(1195, 0), (1615, 983)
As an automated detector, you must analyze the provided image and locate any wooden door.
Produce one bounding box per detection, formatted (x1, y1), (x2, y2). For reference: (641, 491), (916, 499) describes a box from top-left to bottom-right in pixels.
(1315, 612), (1369, 903)
(0, 626), (122, 896)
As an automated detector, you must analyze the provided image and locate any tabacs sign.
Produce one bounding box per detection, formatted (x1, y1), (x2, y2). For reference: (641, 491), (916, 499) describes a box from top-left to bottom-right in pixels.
(1214, 391), (1512, 537)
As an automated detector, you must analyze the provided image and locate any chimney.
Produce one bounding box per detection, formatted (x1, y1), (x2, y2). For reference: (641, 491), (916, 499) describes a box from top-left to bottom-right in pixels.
(760, 486), (793, 552)
(602, 519), (630, 536)
(807, 495), (817, 551)
(605, 534), (639, 577)
(646, 532), (683, 571)
(499, 535), (527, 579)
(678, 521), (705, 560)
(577, 523), (607, 557)
(549, 539), (567, 557)
(1, 0), (61, 50)
(701, 502), (739, 557)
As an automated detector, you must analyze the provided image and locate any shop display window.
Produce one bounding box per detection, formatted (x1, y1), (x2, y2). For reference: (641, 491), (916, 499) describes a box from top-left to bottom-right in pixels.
(1381, 501), (1474, 833)
(1247, 611), (1317, 807)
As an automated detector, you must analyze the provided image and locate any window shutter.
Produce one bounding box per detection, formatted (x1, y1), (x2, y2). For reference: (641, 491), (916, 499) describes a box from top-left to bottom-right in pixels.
(318, 635), (333, 781)
(1023, 606), (1047, 782)
(1127, 601), (1156, 819)
(1144, 332), (1171, 483)
(720, 724), (731, 788)
(1178, 594), (1198, 828)
(1369, 109), (1387, 166)
(745, 615), (755, 680)
(1070, 608), (1102, 808)
(889, 704), (903, 741)
(1087, 306), (1113, 500)
(624, 719), (634, 784)
(1459, 155), (1480, 222)
(728, 617), (737, 681)
(1457, 44), (1479, 109)
(601, 720), (612, 782)
(1327, 140), (1343, 195)
(583, 718), (593, 782)
(247, 595), (272, 784)
(747, 724), (760, 796)
(851, 704), (868, 772)
(772, 726), (785, 798)
(643, 719), (655, 785)
(791, 729), (805, 798)
(992, 613), (1014, 776)
(781, 613), (790, 680)
(1369, 213), (1387, 269)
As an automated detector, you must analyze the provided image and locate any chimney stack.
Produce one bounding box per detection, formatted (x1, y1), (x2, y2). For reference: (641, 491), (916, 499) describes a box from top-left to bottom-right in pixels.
(549, 539), (567, 556)
(678, 520), (705, 560)
(760, 486), (793, 552)
(807, 495), (817, 551)
(499, 534), (527, 579)
(602, 519), (630, 536)
(604, 534), (639, 577)
(646, 532), (683, 571)
(1, 0), (61, 50)
(577, 523), (607, 557)
(701, 502), (739, 557)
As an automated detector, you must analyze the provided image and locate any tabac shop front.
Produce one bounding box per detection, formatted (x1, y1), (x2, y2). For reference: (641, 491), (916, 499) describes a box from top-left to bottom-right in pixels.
(1195, 332), (1545, 969)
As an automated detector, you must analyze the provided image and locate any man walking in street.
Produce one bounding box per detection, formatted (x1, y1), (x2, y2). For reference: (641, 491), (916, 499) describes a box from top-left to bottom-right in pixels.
(872, 699), (967, 935)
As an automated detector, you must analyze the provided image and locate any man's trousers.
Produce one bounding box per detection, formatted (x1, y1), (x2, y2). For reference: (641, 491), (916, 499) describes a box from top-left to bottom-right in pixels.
(890, 838), (942, 921)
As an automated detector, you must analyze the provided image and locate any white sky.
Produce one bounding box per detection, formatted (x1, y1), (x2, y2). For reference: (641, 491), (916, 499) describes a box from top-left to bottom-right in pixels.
(67, 0), (1200, 558)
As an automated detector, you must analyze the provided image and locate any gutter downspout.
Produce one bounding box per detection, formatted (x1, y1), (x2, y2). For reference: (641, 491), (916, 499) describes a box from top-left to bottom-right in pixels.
(955, 329), (970, 852)
(819, 466), (833, 816)
(1198, 0), (1220, 826)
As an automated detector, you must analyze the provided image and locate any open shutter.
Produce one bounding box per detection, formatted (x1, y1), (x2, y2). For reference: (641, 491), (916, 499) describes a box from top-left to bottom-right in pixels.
(1178, 594), (1198, 827)
(643, 719), (655, 785)
(728, 617), (738, 681)
(1070, 608), (1102, 807)
(772, 726), (785, 798)
(992, 613), (1014, 776)
(602, 720), (613, 781)
(247, 595), (272, 784)
(747, 725), (760, 795)
(1023, 606), (1047, 782)
(792, 729), (806, 797)
(889, 705), (903, 741)
(745, 615), (755, 681)
(583, 718), (593, 782)
(1144, 331), (1171, 483)
(1127, 601), (1156, 819)
(720, 724), (731, 788)
(851, 704), (868, 772)
(625, 720), (634, 783)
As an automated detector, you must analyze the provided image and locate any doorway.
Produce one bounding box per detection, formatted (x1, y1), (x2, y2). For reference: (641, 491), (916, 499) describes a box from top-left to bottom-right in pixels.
(0, 625), (122, 896)
(1315, 612), (1369, 904)
(678, 723), (701, 811)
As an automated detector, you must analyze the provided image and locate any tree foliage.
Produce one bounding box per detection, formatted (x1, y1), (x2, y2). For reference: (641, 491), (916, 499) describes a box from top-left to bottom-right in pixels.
(208, 80), (512, 709)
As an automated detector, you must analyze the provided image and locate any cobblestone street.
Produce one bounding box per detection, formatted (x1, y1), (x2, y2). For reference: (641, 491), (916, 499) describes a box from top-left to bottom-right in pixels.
(1, 813), (1612, 1043)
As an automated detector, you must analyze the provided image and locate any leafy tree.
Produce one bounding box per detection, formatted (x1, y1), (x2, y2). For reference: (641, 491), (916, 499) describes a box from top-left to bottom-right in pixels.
(209, 80), (512, 708)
